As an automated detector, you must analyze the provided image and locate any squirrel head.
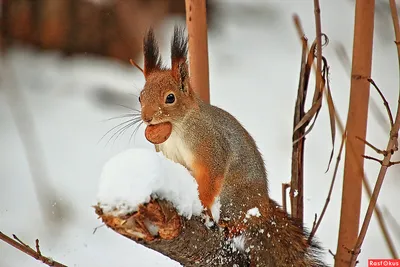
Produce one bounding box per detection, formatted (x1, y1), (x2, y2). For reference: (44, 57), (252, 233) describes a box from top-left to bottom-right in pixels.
(139, 27), (197, 126)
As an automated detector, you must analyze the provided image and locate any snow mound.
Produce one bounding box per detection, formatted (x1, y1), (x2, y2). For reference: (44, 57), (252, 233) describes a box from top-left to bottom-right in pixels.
(97, 148), (203, 219)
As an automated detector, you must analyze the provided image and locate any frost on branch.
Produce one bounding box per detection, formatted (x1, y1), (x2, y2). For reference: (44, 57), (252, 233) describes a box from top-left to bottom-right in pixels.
(94, 148), (249, 266)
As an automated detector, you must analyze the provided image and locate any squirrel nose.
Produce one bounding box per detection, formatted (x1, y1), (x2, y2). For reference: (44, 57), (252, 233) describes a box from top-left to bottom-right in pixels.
(143, 116), (153, 124)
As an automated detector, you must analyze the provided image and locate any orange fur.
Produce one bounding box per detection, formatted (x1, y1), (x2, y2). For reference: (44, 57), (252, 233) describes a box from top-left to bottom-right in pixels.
(192, 161), (223, 216)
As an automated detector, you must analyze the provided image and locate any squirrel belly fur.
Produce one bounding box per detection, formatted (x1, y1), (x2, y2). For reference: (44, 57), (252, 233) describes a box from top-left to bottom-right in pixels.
(138, 26), (328, 267)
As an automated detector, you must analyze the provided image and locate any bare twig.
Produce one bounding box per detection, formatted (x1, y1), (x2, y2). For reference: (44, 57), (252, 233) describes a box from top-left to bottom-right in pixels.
(363, 155), (400, 166)
(349, 1), (400, 264)
(356, 136), (386, 155)
(0, 232), (67, 267)
(362, 155), (384, 164)
(308, 132), (346, 243)
(35, 239), (42, 256)
(368, 78), (395, 127)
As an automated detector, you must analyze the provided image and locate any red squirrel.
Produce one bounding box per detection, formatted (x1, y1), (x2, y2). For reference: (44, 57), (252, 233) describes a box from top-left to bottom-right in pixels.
(138, 27), (328, 267)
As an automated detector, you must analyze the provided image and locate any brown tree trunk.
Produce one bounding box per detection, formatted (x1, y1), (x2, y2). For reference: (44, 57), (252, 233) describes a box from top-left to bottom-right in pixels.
(185, 0), (210, 103)
(334, 0), (375, 265)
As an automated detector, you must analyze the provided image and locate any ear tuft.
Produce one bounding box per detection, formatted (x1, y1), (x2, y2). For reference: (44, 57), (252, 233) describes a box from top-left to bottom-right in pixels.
(171, 26), (189, 92)
(143, 28), (163, 77)
(171, 26), (188, 62)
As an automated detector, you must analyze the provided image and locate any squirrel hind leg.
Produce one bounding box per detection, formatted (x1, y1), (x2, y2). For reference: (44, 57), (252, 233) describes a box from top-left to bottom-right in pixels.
(192, 161), (224, 222)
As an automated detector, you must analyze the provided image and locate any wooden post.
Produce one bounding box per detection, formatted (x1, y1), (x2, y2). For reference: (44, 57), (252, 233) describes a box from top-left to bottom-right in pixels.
(334, 0), (375, 265)
(185, 0), (210, 103)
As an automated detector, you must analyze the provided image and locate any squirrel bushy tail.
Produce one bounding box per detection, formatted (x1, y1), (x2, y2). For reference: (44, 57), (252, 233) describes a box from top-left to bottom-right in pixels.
(241, 199), (328, 266)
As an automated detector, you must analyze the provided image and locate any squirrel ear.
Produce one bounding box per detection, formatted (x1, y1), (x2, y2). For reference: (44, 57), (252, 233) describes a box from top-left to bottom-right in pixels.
(171, 26), (189, 92)
(174, 60), (190, 93)
(143, 28), (163, 78)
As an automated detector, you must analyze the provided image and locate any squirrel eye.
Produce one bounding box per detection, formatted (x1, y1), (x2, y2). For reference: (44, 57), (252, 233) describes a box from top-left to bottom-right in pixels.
(138, 96), (141, 103)
(165, 93), (175, 104)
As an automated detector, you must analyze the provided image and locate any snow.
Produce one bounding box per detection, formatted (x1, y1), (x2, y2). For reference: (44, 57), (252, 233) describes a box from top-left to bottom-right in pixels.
(1, 1), (399, 266)
(245, 207), (261, 218)
(210, 196), (221, 223)
(97, 148), (203, 219)
(232, 235), (246, 252)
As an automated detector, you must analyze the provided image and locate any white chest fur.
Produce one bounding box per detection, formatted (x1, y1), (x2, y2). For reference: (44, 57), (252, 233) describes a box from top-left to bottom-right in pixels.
(159, 130), (194, 171)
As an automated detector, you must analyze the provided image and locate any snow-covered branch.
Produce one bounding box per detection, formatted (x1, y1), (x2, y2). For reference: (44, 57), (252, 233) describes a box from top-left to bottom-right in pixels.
(94, 149), (250, 266)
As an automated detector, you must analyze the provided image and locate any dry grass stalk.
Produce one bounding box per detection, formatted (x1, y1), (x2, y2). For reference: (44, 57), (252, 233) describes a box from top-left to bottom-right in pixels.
(290, 0), (336, 224)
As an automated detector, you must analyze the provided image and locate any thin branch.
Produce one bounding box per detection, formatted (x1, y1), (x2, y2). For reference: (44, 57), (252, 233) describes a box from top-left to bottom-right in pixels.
(368, 78), (395, 127)
(362, 155), (383, 164)
(35, 239), (42, 256)
(356, 136), (386, 155)
(349, 1), (400, 264)
(308, 132), (346, 243)
(363, 155), (400, 166)
(13, 234), (29, 247)
(0, 232), (67, 267)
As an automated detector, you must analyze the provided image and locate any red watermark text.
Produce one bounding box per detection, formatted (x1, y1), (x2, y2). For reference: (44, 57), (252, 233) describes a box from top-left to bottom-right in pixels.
(369, 259), (400, 267)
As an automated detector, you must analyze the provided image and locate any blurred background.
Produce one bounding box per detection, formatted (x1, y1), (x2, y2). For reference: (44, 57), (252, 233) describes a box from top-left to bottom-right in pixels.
(0, 0), (399, 266)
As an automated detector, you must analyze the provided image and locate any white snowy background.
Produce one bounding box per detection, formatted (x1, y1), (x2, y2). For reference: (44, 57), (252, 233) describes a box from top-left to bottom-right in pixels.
(1, 0), (400, 266)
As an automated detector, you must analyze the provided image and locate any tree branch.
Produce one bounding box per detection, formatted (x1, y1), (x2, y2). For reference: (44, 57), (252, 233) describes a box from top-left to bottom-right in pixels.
(368, 78), (395, 127)
(95, 199), (250, 266)
(0, 232), (67, 267)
